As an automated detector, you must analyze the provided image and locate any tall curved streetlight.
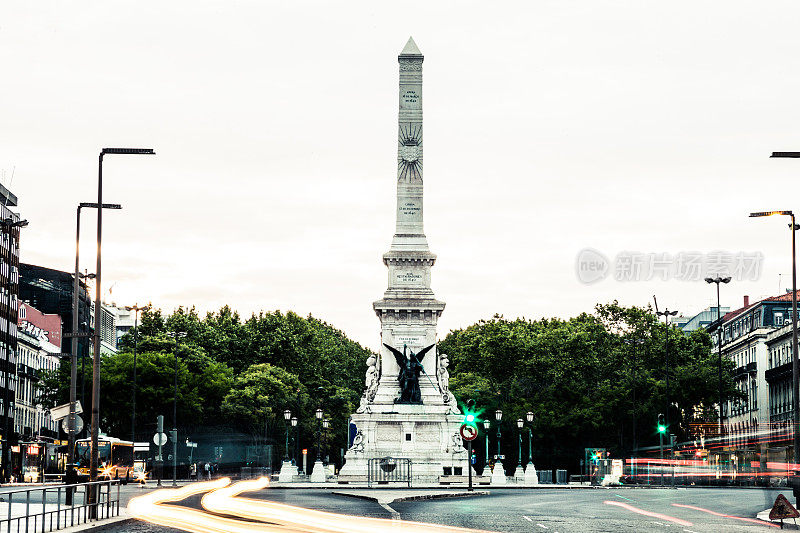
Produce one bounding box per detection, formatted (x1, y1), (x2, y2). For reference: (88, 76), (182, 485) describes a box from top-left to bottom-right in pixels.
(750, 209), (800, 465)
(89, 147), (154, 518)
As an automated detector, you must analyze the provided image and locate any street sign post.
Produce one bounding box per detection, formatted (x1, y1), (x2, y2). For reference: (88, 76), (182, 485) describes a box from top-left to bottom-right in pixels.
(461, 399), (478, 493)
(156, 415), (164, 486)
(770, 493), (800, 528)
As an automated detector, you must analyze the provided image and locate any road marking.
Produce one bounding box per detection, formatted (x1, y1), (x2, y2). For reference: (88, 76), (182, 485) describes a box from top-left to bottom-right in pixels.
(522, 516), (533, 521)
(615, 494), (635, 502)
(683, 530), (700, 533)
(379, 503), (400, 520)
(603, 500), (693, 527)
(536, 524), (548, 529)
(671, 504), (780, 529)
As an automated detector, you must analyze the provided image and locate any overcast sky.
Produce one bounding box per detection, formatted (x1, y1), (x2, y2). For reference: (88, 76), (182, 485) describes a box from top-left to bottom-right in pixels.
(3, 1), (800, 349)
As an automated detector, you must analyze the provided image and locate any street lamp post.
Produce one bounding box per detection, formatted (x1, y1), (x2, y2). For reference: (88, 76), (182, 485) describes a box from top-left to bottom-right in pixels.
(0, 217), (26, 484)
(526, 411), (533, 466)
(168, 329), (187, 487)
(291, 416), (298, 467)
(483, 419), (490, 475)
(89, 147), (153, 517)
(655, 298), (678, 439)
(322, 418), (330, 464)
(495, 409), (503, 460)
(750, 209), (800, 465)
(69, 203), (119, 474)
(126, 304), (149, 444)
(516, 419), (523, 469)
(283, 410), (291, 461)
(315, 408), (323, 462)
(705, 276), (731, 436)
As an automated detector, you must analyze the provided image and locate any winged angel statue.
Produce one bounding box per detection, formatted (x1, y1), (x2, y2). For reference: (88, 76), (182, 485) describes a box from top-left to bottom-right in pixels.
(383, 343), (435, 404)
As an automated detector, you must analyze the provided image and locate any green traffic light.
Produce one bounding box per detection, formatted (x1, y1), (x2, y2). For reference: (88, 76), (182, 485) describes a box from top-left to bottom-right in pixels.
(465, 414), (475, 423)
(657, 424), (666, 433)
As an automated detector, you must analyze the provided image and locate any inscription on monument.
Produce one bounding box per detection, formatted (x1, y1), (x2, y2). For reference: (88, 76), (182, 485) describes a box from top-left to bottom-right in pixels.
(396, 271), (423, 284)
(399, 202), (421, 216)
(403, 89), (419, 104)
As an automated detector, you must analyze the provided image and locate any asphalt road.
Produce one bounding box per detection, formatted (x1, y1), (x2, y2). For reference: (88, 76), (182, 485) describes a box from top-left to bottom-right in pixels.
(117, 486), (793, 533)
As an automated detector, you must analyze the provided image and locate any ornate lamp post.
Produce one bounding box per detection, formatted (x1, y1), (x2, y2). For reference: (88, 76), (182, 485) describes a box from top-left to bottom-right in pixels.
(526, 411), (534, 466)
(322, 418), (330, 464)
(315, 408), (323, 462)
(516, 419), (523, 468)
(495, 409), (503, 460)
(291, 416), (298, 466)
(283, 410), (291, 461)
(483, 419), (490, 475)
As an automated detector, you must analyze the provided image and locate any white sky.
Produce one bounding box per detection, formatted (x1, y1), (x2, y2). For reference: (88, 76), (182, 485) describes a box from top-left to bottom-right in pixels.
(3, 1), (800, 349)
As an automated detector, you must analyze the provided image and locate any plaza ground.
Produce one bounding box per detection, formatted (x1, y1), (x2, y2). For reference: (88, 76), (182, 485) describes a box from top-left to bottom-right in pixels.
(89, 482), (800, 532)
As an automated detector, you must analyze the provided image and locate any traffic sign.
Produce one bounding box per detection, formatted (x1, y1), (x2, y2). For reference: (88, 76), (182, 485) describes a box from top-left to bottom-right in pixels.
(770, 494), (800, 520)
(460, 423), (478, 441)
(153, 432), (167, 446)
(61, 415), (83, 434)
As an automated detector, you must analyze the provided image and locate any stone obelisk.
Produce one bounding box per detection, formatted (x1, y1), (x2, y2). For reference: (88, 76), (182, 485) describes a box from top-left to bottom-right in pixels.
(338, 37), (464, 484)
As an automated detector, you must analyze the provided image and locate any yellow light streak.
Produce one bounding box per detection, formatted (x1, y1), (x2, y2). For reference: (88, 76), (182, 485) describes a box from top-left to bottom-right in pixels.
(129, 478), (492, 533)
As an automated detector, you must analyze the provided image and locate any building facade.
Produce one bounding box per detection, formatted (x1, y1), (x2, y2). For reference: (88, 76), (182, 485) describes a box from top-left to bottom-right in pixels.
(708, 292), (800, 452)
(15, 303), (60, 440)
(0, 185), (22, 463)
(674, 306), (730, 333)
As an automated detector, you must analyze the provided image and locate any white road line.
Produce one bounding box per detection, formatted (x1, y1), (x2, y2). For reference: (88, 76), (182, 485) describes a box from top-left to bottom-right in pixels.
(379, 502), (399, 520)
(522, 516), (533, 522)
(537, 524), (548, 529)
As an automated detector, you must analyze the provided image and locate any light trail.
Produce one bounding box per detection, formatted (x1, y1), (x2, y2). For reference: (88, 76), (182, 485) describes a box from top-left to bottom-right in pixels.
(671, 504), (780, 528)
(603, 500), (693, 526)
(130, 477), (491, 533)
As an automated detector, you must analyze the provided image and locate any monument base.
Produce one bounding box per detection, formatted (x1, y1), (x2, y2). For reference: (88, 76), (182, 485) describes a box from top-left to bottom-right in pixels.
(277, 461), (297, 483)
(310, 460), (326, 482)
(513, 465), (525, 483)
(491, 463), (507, 485)
(339, 407), (465, 484)
(524, 464), (539, 486)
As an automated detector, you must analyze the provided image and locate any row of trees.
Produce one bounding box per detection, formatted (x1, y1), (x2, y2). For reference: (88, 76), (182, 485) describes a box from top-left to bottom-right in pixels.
(38, 301), (734, 474)
(442, 302), (738, 472)
(39, 306), (370, 467)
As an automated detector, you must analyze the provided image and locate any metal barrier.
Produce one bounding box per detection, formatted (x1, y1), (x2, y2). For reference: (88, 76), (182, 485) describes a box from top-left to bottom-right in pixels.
(367, 457), (412, 487)
(556, 469), (567, 484)
(536, 470), (553, 483)
(0, 480), (120, 533)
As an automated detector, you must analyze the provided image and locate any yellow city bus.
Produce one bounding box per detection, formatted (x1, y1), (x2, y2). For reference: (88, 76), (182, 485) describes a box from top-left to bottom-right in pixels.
(75, 437), (134, 482)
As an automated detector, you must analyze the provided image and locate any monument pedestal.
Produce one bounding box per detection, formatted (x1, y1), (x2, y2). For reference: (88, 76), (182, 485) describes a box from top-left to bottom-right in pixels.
(310, 460), (326, 482)
(524, 464), (539, 486)
(491, 463), (507, 485)
(277, 461), (297, 483)
(339, 404), (465, 484)
(513, 465), (525, 483)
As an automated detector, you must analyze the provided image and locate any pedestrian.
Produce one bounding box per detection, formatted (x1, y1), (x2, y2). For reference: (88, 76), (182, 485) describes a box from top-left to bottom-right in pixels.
(204, 462), (210, 480)
(189, 462), (196, 481)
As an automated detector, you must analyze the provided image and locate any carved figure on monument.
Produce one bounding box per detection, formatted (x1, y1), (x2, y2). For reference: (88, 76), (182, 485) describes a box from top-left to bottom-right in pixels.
(383, 343), (435, 404)
(348, 430), (365, 454)
(438, 353), (460, 413)
(364, 354), (379, 401)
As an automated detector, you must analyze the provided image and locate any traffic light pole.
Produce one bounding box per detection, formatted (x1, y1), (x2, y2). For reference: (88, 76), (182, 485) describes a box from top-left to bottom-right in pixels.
(467, 439), (473, 492)
(659, 430), (664, 487)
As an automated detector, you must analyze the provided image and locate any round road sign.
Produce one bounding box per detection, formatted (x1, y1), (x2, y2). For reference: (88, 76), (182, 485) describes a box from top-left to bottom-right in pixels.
(61, 415), (84, 434)
(460, 423), (478, 441)
(153, 432), (168, 446)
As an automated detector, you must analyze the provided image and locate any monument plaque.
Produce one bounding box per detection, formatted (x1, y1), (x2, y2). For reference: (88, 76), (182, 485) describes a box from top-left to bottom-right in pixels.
(338, 37), (464, 483)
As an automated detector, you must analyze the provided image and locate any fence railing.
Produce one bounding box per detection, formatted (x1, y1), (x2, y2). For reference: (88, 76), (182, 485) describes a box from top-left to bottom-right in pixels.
(0, 480), (120, 533)
(367, 458), (412, 487)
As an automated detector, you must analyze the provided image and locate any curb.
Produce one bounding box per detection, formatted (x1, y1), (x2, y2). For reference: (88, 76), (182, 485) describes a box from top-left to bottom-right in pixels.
(55, 515), (133, 533)
(331, 490), (489, 505)
(757, 508), (800, 529)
